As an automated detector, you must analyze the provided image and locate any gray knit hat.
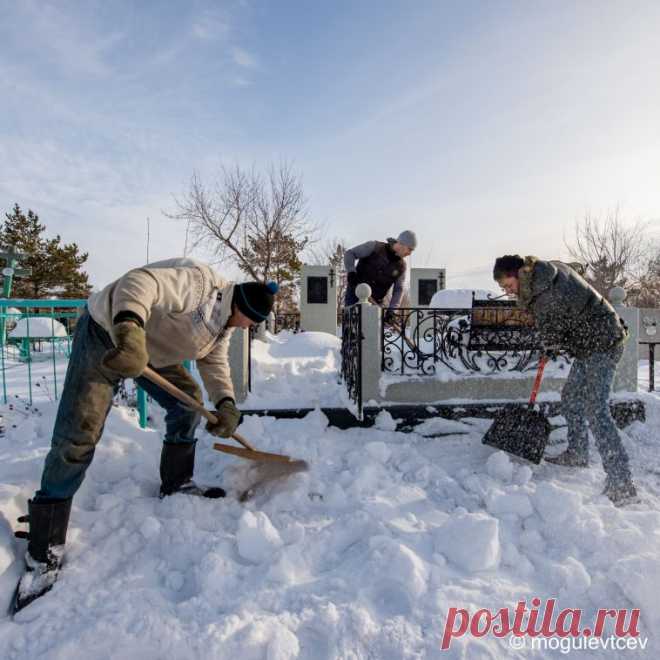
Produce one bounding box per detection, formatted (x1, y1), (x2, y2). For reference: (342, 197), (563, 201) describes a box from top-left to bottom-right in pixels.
(396, 230), (417, 250)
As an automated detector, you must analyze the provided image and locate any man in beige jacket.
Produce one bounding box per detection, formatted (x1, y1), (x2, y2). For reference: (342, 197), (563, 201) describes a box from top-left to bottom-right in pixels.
(13, 258), (277, 612)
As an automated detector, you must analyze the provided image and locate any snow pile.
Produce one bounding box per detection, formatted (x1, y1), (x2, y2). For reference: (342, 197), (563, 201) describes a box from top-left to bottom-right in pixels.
(429, 288), (500, 309)
(0, 335), (659, 658)
(237, 511), (284, 563)
(242, 330), (344, 408)
(9, 317), (68, 338)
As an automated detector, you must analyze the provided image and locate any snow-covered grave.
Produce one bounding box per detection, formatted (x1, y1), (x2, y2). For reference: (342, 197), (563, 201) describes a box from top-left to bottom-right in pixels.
(349, 286), (641, 408)
(0, 327), (659, 659)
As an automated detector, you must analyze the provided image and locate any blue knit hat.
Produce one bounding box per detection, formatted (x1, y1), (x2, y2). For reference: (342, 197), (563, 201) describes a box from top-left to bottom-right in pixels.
(233, 281), (279, 322)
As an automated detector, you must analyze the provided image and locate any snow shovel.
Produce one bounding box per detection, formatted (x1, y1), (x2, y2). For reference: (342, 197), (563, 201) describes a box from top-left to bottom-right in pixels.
(141, 366), (308, 468)
(481, 356), (550, 464)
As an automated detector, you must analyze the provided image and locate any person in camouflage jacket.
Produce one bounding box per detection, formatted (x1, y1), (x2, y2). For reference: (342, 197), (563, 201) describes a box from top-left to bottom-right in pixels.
(493, 255), (636, 506)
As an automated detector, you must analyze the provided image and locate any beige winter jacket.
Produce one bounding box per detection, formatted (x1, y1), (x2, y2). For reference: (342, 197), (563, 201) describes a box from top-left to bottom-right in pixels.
(88, 258), (236, 404)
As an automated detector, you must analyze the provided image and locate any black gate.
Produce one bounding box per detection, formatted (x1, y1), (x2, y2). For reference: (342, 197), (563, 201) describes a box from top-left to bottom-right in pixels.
(341, 304), (363, 417)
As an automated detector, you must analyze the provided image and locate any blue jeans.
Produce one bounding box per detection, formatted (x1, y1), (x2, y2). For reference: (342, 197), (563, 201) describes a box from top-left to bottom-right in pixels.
(36, 312), (202, 501)
(562, 346), (632, 484)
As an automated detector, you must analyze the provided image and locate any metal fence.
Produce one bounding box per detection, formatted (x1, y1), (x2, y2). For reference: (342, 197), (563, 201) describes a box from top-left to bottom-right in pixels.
(0, 299), (87, 404)
(340, 304), (363, 417)
(381, 307), (569, 377)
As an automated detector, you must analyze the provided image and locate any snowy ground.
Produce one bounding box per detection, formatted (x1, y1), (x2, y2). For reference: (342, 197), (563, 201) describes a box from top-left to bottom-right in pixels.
(0, 335), (658, 659)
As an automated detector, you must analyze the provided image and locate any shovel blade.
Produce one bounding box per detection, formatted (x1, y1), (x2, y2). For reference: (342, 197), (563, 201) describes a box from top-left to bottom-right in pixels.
(213, 442), (302, 464)
(482, 408), (550, 464)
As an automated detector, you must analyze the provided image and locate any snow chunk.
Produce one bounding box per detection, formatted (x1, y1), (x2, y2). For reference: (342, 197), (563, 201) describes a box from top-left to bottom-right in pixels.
(559, 556), (592, 598)
(532, 482), (582, 522)
(374, 410), (397, 431)
(486, 490), (534, 518)
(369, 536), (429, 599)
(365, 441), (391, 463)
(237, 511), (284, 564)
(610, 553), (660, 630)
(267, 626), (300, 660)
(140, 516), (161, 540)
(435, 512), (500, 571)
(485, 451), (513, 482)
(513, 465), (533, 486)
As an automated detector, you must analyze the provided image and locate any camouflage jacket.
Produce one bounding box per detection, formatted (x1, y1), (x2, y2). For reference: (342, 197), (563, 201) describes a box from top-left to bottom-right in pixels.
(517, 256), (627, 358)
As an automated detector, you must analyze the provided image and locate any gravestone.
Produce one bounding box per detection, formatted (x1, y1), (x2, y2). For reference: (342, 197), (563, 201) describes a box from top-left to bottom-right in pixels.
(410, 268), (446, 307)
(639, 309), (660, 360)
(300, 265), (338, 334)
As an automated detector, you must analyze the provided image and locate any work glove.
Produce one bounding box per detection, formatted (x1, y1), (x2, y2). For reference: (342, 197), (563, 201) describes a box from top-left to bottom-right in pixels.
(383, 310), (397, 326)
(206, 398), (241, 438)
(102, 320), (149, 378)
(347, 272), (359, 288)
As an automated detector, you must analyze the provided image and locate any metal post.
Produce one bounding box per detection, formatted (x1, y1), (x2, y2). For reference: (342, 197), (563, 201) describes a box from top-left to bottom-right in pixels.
(650, 344), (655, 393)
(50, 308), (58, 399)
(0, 257), (16, 347)
(137, 386), (148, 428)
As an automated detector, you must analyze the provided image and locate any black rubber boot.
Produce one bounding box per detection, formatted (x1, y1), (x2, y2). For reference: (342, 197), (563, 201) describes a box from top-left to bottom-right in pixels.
(159, 442), (225, 499)
(13, 498), (72, 613)
(603, 476), (639, 506)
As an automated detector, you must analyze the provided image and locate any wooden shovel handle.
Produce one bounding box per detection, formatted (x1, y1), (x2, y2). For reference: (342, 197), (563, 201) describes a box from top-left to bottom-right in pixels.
(140, 365), (256, 452)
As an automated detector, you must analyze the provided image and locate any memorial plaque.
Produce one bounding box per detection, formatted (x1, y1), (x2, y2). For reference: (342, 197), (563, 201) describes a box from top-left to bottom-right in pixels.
(418, 279), (438, 306)
(307, 276), (328, 304)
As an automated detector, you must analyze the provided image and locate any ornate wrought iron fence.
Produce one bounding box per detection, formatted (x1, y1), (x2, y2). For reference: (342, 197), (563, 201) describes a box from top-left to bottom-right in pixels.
(341, 304), (363, 416)
(382, 307), (569, 377)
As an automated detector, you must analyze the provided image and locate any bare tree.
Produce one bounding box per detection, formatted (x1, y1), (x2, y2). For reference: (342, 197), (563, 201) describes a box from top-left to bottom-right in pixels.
(167, 162), (316, 282)
(566, 207), (649, 296)
(628, 251), (660, 308)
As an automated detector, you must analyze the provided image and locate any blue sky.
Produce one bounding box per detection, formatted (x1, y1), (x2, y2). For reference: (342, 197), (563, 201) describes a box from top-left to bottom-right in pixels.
(1, 0), (660, 290)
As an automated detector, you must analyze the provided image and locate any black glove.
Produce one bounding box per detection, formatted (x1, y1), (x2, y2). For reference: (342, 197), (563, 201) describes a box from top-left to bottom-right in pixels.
(543, 348), (559, 361)
(383, 310), (397, 326)
(206, 398), (241, 438)
(347, 272), (359, 288)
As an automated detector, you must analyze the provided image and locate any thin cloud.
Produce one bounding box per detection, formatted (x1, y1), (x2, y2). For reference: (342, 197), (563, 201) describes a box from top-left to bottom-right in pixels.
(20, 1), (123, 78)
(191, 10), (231, 41)
(232, 47), (257, 69)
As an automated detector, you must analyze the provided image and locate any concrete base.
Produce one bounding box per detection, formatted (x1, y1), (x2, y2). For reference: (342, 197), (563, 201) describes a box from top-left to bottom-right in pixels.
(381, 376), (568, 403)
(239, 399), (645, 431)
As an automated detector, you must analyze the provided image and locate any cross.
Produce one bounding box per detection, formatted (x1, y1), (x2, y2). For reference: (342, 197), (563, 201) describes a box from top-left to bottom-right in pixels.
(0, 246), (32, 298)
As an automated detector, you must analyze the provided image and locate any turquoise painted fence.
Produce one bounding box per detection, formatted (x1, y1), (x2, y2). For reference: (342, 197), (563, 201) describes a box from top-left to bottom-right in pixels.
(0, 300), (149, 427)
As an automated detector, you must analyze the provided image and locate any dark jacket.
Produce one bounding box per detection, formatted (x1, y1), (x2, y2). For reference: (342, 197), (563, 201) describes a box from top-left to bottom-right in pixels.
(344, 239), (406, 307)
(517, 256), (627, 358)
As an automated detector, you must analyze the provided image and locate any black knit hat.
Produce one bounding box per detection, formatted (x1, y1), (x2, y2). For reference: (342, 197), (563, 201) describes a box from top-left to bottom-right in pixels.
(232, 281), (279, 322)
(493, 255), (525, 280)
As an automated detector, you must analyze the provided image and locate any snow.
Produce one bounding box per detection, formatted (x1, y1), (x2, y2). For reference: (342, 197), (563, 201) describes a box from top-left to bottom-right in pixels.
(9, 317), (68, 338)
(434, 512), (501, 571)
(237, 511), (284, 564)
(241, 331), (344, 409)
(0, 334), (659, 658)
(429, 288), (500, 309)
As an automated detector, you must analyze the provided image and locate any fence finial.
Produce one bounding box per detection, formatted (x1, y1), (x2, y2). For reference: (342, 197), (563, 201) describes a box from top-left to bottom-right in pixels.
(356, 283), (372, 304)
(609, 287), (626, 306)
